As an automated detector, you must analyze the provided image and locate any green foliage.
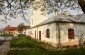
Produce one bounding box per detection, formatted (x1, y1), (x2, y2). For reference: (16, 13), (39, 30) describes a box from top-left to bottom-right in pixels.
(10, 36), (39, 48)
(18, 23), (25, 33)
(8, 36), (85, 55)
(18, 34), (26, 37)
(7, 50), (29, 55)
(78, 0), (85, 13)
(0, 34), (13, 37)
(7, 47), (85, 55)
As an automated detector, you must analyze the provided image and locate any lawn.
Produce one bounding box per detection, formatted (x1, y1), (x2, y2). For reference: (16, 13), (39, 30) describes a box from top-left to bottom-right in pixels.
(8, 35), (85, 55)
(7, 47), (85, 55)
(0, 34), (13, 37)
(10, 36), (40, 48)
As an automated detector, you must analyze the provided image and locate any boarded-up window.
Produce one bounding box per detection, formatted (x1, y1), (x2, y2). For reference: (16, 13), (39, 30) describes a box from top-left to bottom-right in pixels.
(68, 29), (75, 39)
(46, 29), (50, 38)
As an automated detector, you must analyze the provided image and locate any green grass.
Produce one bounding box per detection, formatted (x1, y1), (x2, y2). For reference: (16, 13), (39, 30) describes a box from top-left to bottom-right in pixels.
(7, 50), (29, 55)
(0, 34), (13, 37)
(7, 47), (85, 55)
(10, 36), (40, 48)
(18, 34), (26, 37)
(8, 36), (85, 55)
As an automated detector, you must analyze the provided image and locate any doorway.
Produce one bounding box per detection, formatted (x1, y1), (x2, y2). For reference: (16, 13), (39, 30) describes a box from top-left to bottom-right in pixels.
(35, 31), (36, 38)
(39, 31), (41, 40)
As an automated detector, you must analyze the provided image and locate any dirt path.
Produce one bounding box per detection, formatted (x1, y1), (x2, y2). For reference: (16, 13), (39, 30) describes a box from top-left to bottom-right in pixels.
(0, 41), (10, 55)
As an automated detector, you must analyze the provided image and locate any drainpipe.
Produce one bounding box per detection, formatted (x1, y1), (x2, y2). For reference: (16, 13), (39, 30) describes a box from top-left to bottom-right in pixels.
(37, 27), (38, 40)
(56, 22), (61, 47)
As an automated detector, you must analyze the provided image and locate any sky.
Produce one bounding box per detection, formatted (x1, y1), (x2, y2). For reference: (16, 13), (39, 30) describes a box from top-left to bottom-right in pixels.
(0, 8), (83, 29)
(0, 9), (30, 29)
(0, 16), (29, 29)
(0, 1), (30, 29)
(0, 1), (84, 29)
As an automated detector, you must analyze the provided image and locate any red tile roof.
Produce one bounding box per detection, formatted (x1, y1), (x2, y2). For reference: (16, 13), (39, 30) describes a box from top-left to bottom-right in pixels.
(4, 26), (18, 31)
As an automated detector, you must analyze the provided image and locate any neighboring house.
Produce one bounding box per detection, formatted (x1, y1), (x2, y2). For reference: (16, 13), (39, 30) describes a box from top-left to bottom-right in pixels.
(4, 25), (30, 36)
(4, 26), (18, 36)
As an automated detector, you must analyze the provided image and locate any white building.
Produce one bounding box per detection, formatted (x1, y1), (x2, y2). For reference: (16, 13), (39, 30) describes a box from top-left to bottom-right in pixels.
(30, 0), (49, 27)
(26, 0), (85, 47)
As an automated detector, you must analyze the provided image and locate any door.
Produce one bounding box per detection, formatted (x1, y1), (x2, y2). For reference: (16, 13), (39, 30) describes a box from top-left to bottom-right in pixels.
(68, 29), (75, 39)
(35, 31), (36, 38)
(39, 31), (41, 40)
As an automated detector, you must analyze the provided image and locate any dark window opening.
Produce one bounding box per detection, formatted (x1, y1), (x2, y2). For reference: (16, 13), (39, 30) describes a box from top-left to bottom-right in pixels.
(39, 31), (41, 40)
(46, 29), (50, 38)
(68, 29), (75, 39)
(35, 31), (36, 38)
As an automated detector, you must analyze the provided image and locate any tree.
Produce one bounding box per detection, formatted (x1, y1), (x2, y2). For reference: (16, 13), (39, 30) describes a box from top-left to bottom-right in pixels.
(18, 23), (25, 33)
(78, 0), (85, 13)
(0, 0), (30, 23)
(0, 0), (85, 22)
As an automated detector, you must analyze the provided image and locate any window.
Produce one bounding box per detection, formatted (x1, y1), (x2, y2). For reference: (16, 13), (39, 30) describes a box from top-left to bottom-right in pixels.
(46, 29), (50, 38)
(68, 29), (75, 39)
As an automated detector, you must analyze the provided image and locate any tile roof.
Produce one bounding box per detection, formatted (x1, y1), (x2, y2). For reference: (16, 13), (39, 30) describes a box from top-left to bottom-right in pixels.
(4, 27), (18, 31)
(34, 14), (85, 27)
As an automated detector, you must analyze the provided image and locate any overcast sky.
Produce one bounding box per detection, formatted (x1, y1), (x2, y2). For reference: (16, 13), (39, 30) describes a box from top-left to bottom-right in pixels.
(0, 8), (30, 29)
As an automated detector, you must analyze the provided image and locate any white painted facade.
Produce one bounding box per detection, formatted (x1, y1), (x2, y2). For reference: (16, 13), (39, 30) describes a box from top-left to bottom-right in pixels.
(30, 0), (48, 27)
(26, 29), (31, 36)
(28, 22), (85, 47)
(26, 0), (85, 47)
(30, 23), (58, 46)
(22, 29), (26, 34)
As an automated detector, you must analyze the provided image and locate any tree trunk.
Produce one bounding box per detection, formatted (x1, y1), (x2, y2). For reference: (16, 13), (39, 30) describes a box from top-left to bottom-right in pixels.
(78, 0), (85, 13)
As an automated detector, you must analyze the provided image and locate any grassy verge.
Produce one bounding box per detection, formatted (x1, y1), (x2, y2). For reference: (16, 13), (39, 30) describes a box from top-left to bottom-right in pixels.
(7, 50), (29, 55)
(10, 36), (40, 48)
(8, 36), (85, 55)
(7, 47), (85, 55)
(0, 34), (13, 37)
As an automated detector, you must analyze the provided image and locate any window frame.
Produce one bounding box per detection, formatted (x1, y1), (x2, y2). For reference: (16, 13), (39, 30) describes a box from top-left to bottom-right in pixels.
(68, 29), (75, 39)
